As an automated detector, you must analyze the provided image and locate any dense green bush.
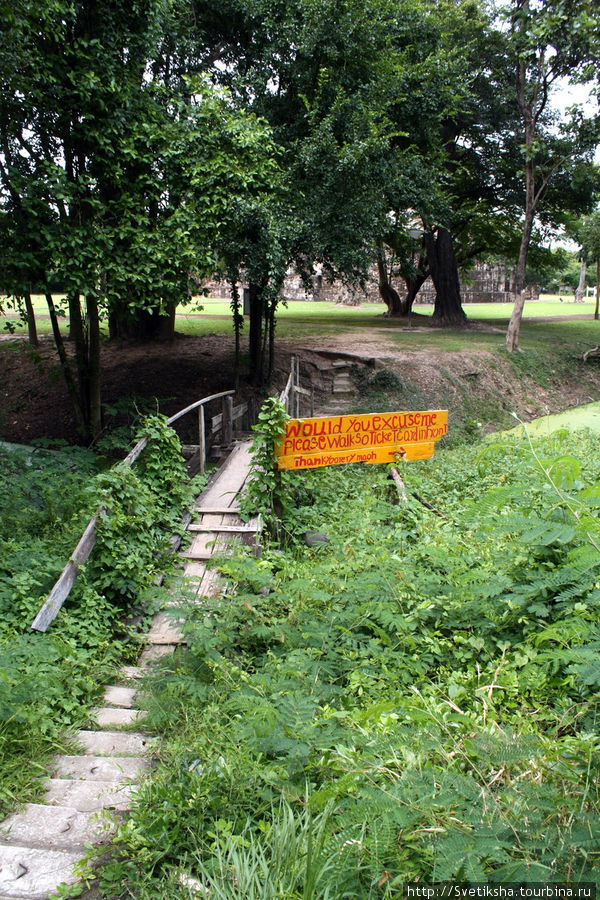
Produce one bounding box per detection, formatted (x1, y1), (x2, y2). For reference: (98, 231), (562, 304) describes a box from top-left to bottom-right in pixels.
(100, 427), (600, 896)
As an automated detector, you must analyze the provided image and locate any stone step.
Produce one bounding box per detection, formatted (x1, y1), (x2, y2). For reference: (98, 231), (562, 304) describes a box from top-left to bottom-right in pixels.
(332, 386), (354, 395)
(118, 665), (144, 681)
(0, 803), (113, 851)
(0, 845), (82, 899)
(103, 685), (138, 708)
(91, 707), (146, 728)
(51, 755), (149, 782)
(43, 779), (135, 812)
(75, 730), (153, 757)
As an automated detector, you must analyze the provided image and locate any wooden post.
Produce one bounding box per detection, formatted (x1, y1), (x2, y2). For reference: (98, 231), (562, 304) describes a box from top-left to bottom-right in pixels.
(199, 405), (206, 475)
(222, 395), (233, 446)
(248, 396), (257, 428)
(295, 357), (301, 417)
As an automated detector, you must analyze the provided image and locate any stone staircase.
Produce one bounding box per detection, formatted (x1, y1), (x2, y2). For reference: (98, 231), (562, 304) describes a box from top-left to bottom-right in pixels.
(0, 671), (151, 900)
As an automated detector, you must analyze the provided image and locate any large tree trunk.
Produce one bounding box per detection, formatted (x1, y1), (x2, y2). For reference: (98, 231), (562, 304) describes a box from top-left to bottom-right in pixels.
(108, 300), (176, 341)
(45, 292), (86, 438)
(58, 291), (103, 442)
(595, 259), (599, 321)
(574, 258), (587, 303)
(424, 228), (467, 326)
(376, 241), (404, 316)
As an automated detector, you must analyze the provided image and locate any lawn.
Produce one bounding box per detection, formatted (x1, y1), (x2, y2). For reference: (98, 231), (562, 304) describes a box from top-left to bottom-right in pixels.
(2, 293), (598, 341)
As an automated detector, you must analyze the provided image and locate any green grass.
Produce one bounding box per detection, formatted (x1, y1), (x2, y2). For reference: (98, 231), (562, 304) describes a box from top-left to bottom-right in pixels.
(96, 428), (600, 895)
(2, 293), (598, 341)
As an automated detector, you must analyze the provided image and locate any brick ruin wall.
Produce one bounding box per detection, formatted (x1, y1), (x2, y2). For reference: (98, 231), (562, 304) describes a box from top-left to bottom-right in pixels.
(203, 260), (539, 305)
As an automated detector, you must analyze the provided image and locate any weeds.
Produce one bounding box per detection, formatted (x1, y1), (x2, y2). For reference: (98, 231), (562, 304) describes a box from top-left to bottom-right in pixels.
(97, 425), (600, 895)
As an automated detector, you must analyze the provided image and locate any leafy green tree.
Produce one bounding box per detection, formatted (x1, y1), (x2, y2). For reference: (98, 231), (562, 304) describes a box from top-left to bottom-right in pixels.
(182, 0), (398, 380)
(0, 0), (279, 438)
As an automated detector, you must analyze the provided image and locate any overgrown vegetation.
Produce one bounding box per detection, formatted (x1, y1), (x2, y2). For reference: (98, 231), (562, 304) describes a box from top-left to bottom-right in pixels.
(0, 417), (198, 815)
(97, 425), (600, 895)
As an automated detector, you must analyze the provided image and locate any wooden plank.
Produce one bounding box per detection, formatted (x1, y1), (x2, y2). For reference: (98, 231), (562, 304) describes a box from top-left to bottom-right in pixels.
(194, 506), (240, 514)
(182, 534), (236, 561)
(31, 513), (101, 632)
(188, 523), (258, 534)
(222, 395), (234, 446)
(199, 405), (206, 475)
(198, 442), (253, 508)
(211, 403), (248, 430)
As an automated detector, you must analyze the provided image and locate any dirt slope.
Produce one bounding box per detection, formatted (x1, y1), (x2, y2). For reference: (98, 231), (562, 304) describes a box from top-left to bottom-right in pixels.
(1, 326), (600, 447)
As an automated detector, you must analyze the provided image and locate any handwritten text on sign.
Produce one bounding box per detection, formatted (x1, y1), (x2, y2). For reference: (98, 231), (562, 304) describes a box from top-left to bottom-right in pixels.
(276, 410), (448, 470)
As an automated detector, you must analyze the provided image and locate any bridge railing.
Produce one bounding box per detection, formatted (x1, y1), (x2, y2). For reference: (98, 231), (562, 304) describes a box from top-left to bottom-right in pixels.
(280, 355), (313, 416)
(31, 388), (249, 633)
(31, 358), (310, 634)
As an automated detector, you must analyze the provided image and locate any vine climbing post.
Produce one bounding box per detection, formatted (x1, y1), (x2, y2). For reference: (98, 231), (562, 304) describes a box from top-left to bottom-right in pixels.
(241, 396), (288, 536)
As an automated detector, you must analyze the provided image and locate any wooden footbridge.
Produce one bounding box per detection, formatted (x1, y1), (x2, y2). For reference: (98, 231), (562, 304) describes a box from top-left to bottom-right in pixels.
(0, 362), (310, 900)
(0, 351), (364, 899)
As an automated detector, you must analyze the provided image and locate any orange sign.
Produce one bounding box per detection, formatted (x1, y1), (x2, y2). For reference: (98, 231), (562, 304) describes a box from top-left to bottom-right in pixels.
(276, 410), (448, 470)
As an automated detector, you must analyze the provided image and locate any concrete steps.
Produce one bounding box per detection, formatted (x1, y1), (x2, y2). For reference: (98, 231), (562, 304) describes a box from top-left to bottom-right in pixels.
(0, 439), (257, 899)
(331, 361), (354, 397)
(0, 671), (151, 899)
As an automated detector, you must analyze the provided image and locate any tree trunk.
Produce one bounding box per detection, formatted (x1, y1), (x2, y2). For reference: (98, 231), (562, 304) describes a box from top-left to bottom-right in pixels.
(108, 299), (176, 341)
(155, 300), (177, 339)
(86, 292), (102, 441)
(23, 290), (38, 347)
(595, 259), (599, 321)
(45, 292), (86, 437)
(248, 281), (264, 385)
(376, 242), (404, 316)
(574, 258), (587, 303)
(506, 41), (537, 353)
(267, 297), (276, 381)
(424, 228), (467, 326)
(506, 207), (534, 352)
(404, 271), (428, 314)
(230, 279), (241, 390)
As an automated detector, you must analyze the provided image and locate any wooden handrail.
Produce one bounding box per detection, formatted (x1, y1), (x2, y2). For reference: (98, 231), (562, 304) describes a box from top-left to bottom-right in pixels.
(31, 389), (236, 633)
(31, 362), (302, 633)
(166, 390), (234, 425)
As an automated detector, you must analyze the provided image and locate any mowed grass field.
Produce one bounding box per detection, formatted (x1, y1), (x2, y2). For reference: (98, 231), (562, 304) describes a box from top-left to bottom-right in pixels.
(1, 293), (598, 343)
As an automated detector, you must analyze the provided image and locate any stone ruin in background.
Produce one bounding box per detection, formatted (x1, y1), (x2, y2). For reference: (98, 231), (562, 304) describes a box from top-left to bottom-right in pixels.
(202, 259), (540, 306)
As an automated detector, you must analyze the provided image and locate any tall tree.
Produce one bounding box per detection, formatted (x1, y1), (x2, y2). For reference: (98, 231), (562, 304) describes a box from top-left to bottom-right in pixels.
(0, 0), (279, 438)
(181, 0), (399, 380)
(504, 0), (600, 351)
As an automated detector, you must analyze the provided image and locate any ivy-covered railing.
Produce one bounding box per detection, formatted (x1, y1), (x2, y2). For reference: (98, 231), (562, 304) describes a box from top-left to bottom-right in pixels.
(31, 389), (249, 633)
